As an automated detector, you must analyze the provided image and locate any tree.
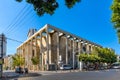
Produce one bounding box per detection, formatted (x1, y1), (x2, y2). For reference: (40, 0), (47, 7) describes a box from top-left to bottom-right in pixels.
(31, 56), (40, 70)
(95, 47), (117, 63)
(31, 56), (39, 65)
(79, 53), (88, 62)
(15, 0), (80, 16)
(111, 0), (120, 43)
(79, 47), (117, 64)
(0, 59), (3, 64)
(79, 53), (101, 63)
(12, 54), (25, 67)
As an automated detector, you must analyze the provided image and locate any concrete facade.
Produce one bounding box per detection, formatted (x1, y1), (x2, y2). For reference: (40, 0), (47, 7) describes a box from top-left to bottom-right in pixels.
(17, 24), (102, 71)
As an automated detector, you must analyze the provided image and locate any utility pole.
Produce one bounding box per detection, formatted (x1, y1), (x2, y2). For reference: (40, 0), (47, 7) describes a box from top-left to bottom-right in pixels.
(0, 34), (6, 78)
(0, 34), (3, 78)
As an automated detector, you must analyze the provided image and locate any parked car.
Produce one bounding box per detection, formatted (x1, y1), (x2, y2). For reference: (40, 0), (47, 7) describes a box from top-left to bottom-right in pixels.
(15, 67), (24, 73)
(60, 64), (72, 70)
(24, 68), (28, 74)
(111, 62), (120, 69)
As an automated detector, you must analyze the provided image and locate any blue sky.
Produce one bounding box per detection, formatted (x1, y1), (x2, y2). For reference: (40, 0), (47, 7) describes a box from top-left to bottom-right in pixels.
(0, 0), (120, 55)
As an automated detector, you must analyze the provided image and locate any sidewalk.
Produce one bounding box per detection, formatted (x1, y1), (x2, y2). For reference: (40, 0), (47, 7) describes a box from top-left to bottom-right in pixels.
(33, 69), (82, 75)
(33, 69), (116, 75)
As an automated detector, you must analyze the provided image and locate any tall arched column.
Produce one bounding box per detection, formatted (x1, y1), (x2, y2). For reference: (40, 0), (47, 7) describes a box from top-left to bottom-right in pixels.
(72, 39), (75, 70)
(35, 36), (37, 57)
(66, 37), (68, 64)
(80, 42), (83, 53)
(40, 32), (43, 71)
(30, 39), (33, 70)
(86, 43), (90, 54)
(34, 36), (38, 70)
(46, 27), (49, 70)
(91, 45), (95, 52)
(88, 44), (92, 53)
(56, 32), (60, 66)
(26, 42), (29, 69)
(48, 34), (52, 64)
(78, 41), (81, 54)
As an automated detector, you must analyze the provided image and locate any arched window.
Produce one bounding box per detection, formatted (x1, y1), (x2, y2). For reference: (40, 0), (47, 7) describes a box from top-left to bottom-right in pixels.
(82, 45), (86, 52)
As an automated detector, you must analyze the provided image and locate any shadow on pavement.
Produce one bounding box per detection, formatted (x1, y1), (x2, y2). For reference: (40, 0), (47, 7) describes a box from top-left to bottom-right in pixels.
(1, 73), (41, 80)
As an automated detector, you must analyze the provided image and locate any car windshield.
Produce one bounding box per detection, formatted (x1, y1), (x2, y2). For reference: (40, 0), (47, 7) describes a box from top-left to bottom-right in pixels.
(112, 63), (120, 66)
(63, 65), (70, 67)
(16, 68), (19, 70)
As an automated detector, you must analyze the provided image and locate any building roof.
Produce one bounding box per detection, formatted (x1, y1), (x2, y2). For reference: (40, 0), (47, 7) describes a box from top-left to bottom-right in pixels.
(17, 24), (102, 49)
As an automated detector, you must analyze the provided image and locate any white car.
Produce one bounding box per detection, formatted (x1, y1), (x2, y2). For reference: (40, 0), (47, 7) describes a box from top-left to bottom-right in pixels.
(111, 62), (120, 69)
(60, 64), (72, 70)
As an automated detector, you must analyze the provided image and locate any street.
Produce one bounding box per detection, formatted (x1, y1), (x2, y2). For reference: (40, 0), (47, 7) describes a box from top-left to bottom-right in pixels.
(10, 69), (120, 80)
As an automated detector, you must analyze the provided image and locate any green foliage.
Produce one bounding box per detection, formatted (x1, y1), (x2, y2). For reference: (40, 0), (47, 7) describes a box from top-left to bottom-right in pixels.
(111, 0), (120, 43)
(15, 0), (80, 16)
(79, 53), (101, 63)
(79, 47), (117, 63)
(31, 56), (39, 65)
(95, 47), (117, 63)
(0, 60), (2, 64)
(12, 55), (25, 67)
(16, 0), (22, 2)
(79, 53), (87, 62)
(65, 0), (80, 8)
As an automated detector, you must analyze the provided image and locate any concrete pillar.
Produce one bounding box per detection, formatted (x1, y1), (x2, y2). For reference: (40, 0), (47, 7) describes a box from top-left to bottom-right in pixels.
(80, 42), (83, 53)
(30, 39), (33, 56)
(72, 39), (75, 70)
(88, 44), (92, 53)
(48, 34), (51, 64)
(27, 42), (29, 68)
(30, 39), (33, 70)
(56, 32), (60, 65)
(40, 32), (43, 70)
(34, 36), (37, 70)
(46, 27), (49, 70)
(28, 41), (31, 69)
(20, 47), (23, 67)
(70, 40), (72, 65)
(91, 45), (94, 51)
(78, 42), (81, 54)
(34, 37), (37, 57)
(66, 37), (68, 64)
(86, 43), (90, 54)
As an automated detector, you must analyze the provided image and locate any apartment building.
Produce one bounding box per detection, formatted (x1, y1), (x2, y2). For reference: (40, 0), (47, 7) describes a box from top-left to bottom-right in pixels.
(3, 55), (13, 70)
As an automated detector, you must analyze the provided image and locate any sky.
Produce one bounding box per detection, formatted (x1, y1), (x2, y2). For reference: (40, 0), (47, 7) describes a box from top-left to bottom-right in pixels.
(0, 0), (120, 55)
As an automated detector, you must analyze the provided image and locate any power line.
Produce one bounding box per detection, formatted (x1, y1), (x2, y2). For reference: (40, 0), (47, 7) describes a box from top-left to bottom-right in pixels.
(5, 5), (30, 34)
(3, 4), (28, 33)
(4, 4), (29, 34)
(7, 37), (38, 48)
(6, 7), (32, 35)
(7, 11), (35, 36)
(7, 37), (23, 43)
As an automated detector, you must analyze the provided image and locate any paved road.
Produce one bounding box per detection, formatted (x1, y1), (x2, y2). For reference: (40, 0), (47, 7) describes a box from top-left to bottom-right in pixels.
(16, 69), (120, 80)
